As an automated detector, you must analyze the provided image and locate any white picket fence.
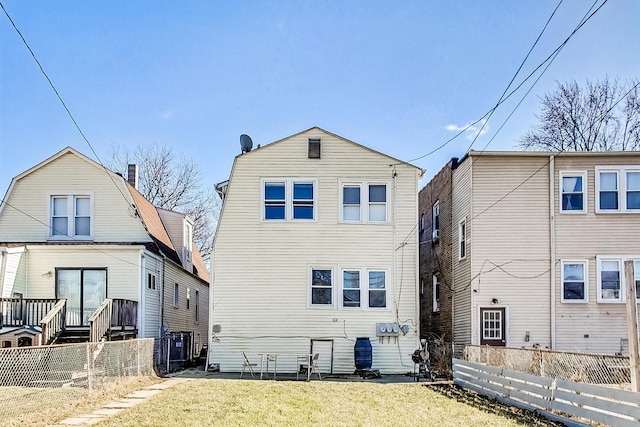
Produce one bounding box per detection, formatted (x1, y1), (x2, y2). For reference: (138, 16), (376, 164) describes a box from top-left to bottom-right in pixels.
(453, 358), (640, 427)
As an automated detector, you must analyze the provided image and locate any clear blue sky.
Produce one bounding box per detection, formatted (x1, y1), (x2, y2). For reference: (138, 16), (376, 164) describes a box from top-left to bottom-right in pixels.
(1, 1), (638, 194)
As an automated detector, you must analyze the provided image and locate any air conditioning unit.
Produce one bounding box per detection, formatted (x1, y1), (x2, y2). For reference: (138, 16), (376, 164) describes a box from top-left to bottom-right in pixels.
(432, 229), (440, 242)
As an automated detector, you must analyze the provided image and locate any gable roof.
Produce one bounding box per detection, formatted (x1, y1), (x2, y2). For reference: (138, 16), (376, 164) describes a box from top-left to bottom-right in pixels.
(127, 183), (210, 283)
(237, 126), (424, 175)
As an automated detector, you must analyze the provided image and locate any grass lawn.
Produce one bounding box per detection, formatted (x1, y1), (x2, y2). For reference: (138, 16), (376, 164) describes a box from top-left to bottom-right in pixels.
(96, 379), (531, 426)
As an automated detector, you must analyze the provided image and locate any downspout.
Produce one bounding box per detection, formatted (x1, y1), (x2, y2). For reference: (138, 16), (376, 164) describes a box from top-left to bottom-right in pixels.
(549, 155), (556, 349)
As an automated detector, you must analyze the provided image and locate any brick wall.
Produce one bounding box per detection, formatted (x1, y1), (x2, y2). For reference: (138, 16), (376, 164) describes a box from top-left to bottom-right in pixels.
(418, 160), (454, 341)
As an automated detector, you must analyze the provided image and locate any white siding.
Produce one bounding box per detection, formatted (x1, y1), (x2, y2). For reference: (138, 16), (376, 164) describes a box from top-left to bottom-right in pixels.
(141, 252), (162, 338)
(469, 155), (551, 348)
(162, 261), (209, 353)
(554, 155), (640, 353)
(22, 246), (142, 300)
(1, 248), (26, 298)
(452, 159), (472, 344)
(0, 152), (150, 243)
(211, 129), (420, 374)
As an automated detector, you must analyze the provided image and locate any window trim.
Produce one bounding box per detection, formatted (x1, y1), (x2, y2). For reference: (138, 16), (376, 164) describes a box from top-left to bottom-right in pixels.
(147, 273), (157, 291)
(309, 266), (335, 309)
(595, 166), (640, 213)
(261, 178), (318, 222)
(560, 260), (588, 303)
(48, 192), (94, 240)
(559, 171), (587, 214)
(596, 256), (640, 303)
(308, 138), (321, 159)
(339, 180), (390, 224)
(367, 269), (389, 310)
(174, 283), (179, 308)
(195, 289), (200, 323)
(458, 218), (467, 261)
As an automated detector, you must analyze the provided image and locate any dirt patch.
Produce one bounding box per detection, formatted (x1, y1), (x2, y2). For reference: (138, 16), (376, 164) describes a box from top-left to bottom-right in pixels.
(428, 383), (566, 426)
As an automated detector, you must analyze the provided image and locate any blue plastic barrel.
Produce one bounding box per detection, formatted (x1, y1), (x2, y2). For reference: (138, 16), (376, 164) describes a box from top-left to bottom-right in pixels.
(354, 337), (372, 370)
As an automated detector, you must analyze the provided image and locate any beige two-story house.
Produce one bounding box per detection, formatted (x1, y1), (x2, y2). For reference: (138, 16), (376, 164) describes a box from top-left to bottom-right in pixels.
(420, 150), (640, 354)
(210, 127), (423, 374)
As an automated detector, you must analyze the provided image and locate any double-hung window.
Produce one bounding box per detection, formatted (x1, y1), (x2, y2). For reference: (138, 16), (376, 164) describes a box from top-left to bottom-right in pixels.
(310, 268), (333, 307)
(560, 171), (587, 213)
(432, 201), (440, 241)
(561, 260), (588, 302)
(596, 166), (640, 212)
(50, 194), (93, 239)
(597, 257), (640, 302)
(342, 270), (361, 308)
(262, 179), (317, 221)
(368, 271), (387, 308)
(339, 181), (388, 223)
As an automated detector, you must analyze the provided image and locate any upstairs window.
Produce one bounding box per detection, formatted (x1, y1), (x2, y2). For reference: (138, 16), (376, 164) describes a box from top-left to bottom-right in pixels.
(340, 181), (388, 223)
(147, 273), (157, 290)
(560, 171), (586, 213)
(561, 261), (588, 302)
(458, 218), (467, 260)
(596, 166), (640, 212)
(174, 283), (179, 307)
(432, 201), (440, 241)
(262, 179), (317, 221)
(195, 290), (200, 323)
(308, 138), (321, 159)
(50, 194), (93, 239)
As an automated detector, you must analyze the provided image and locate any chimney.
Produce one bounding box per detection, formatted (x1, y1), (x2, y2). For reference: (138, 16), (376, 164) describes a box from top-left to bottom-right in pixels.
(127, 164), (138, 189)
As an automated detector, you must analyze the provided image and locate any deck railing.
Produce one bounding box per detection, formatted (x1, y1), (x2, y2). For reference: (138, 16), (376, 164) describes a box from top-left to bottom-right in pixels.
(40, 299), (67, 345)
(88, 298), (113, 342)
(0, 298), (58, 327)
(111, 299), (138, 332)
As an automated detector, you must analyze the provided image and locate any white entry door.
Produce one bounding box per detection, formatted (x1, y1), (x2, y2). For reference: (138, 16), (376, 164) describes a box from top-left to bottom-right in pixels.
(311, 339), (333, 374)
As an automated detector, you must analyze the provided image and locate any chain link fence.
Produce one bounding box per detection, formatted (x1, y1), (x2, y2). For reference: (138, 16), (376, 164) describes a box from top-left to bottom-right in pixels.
(0, 339), (155, 425)
(463, 345), (631, 386)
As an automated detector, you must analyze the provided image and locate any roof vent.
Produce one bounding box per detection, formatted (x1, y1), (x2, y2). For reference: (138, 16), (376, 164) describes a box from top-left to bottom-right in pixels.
(240, 134), (253, 153)
(308, 138), (321, 159)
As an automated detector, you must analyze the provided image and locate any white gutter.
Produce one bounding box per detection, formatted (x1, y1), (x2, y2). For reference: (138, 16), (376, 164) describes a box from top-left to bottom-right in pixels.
(549, 155), (556, 349)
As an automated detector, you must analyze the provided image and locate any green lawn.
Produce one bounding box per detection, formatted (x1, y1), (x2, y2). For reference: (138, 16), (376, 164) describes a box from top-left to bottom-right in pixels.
(96, 379), (530, 426)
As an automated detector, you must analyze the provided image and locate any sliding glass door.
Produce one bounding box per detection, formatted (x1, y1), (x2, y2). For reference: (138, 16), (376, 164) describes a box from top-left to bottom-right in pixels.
(56, 268), (107, 326)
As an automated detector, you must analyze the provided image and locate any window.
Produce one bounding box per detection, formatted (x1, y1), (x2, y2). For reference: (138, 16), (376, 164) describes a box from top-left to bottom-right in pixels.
(147, 273), (156, 290)
(264, 182), (286, 220)
(2, 341), (10, 348)
(310, 269), (332, 306)
(368, 271), (386, 308)
(342, 185), (361, 221)
(174, 283), (179, 307)
(561, 261), (588, 302)
(560, 171), (586, 213)
(342, 270), (361, 308)
(597, 257), (640, 302)
(432, 275), (440, 312)
(432, 201), (440, 241)
(419, 213), (426, 234)
(186, 288), (190, 310)
(458, 218), (467, 260)
(262, 179), (317, 221)
(50, 194), (93, 239)
(596, 166), (640, 212)
(195, 290), (200, 322)
(308, 138), (321, 159)
(340, 181), (388, 223)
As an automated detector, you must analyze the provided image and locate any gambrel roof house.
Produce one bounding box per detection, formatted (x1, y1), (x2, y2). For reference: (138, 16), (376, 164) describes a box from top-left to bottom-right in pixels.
(210, 127), (423, 374)
(0, 147), (209, 350)
(418, 150), (640, 355)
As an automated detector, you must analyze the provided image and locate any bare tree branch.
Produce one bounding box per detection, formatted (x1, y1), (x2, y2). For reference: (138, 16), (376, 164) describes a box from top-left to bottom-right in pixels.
(520, 78), (640, 152)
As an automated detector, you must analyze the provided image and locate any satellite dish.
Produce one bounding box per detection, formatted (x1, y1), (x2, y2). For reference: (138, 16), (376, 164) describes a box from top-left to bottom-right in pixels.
(240, 134), (253, 153)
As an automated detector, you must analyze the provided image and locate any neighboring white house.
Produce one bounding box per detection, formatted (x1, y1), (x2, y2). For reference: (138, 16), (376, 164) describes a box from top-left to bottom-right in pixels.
(210, 127), (423, 374)
(428, 150), (640, 354)
(0, 147), (209, 350)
